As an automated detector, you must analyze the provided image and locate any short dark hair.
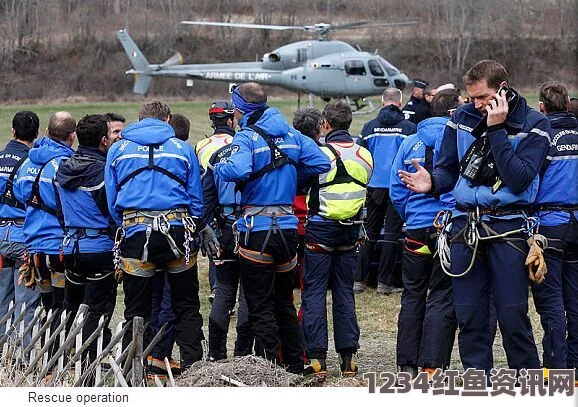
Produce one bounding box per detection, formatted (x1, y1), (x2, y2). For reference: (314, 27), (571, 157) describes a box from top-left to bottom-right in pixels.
(569, 98), (578, 118)
(293, 108), (322, 139)
(76, 115), (108, 147)
(169, 113), (191, 141)
(47, 112), (76, 141)
(431, 89), (461, 117)
(238, 83), (267, 104)
(539, 82), (569, 113)
(463, 59), (509, 90)
(103, 112), (126, 123)
(12, 111), (39, 142)
(138, 101), (171, 121)
(322, 100), (352, 131)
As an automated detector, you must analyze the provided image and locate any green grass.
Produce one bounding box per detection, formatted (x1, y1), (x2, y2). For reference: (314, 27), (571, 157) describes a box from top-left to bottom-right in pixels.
(0, 98), (379, 148)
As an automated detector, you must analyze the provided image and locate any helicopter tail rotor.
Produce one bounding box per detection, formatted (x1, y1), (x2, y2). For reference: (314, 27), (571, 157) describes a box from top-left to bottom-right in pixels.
(117, 29), (154, 95)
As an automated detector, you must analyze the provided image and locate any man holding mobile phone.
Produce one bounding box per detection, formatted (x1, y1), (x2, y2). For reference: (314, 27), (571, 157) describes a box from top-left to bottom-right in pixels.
(398, 60), (550, 375)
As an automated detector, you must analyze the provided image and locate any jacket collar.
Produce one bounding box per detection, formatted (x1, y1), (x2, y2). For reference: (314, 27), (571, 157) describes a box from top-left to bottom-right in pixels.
(76, 145), (107, 160)
(6, 139), (31, 153)
(213, 126), (236, 137)
(324, 129), (353, 143)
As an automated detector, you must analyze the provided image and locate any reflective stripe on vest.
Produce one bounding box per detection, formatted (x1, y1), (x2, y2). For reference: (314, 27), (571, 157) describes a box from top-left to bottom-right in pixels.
(196, 134), (233, 170)
(307, 142), (372, 221)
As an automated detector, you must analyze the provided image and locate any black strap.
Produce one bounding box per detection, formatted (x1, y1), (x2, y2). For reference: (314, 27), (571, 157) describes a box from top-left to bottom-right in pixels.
(116, 145), (187, 192)
(235, 125), (297, 193)
(27, 161), (57, 216)
(423, 145), (434, 173)
(308, 143), (367, 214)
(0, 155), (27, 210)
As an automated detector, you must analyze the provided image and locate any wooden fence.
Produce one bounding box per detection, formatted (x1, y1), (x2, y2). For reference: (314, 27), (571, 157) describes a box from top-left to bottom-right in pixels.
(0, 301), (173, 387)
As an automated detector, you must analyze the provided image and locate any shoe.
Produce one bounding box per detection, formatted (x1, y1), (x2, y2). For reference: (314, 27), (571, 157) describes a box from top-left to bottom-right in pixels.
(304, 358), (328, 377)
(377, 283), (403, 295)
(543, 367), (549, 384)
(208, 289), (216, 304)
(339, 354), (358, 377)
(422, 367), (437, 382)
(146, 356), (182, 376)
(398, 365), (418, 379)
(353, 281), (367, 293)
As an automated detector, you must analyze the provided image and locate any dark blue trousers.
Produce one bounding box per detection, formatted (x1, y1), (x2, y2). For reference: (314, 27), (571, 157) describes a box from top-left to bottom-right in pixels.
(397, 227), (457, 368)
(450, 217), (540, 372)
(533, 218), (578, 369)
(301, 221), (360, 358)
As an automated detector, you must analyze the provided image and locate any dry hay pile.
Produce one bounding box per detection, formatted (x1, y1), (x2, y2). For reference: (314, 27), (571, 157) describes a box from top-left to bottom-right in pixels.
(177, 355), (303, 387)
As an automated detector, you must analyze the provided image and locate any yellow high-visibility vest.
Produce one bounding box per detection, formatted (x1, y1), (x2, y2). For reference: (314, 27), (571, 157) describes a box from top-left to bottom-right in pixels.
(195, 133), (233, 170)
(307, 141), (373, 220)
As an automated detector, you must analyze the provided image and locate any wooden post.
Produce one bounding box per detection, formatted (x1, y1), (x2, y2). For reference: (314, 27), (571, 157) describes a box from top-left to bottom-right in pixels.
(95, 315), (105, 385)
(2, 300), (14, 357)
(131, 317), (144, 387)
(108, 357), (128, 387)
(113, 321), (122, 387)
(57, 310), (68, 374)
(74, 312), (84, 382)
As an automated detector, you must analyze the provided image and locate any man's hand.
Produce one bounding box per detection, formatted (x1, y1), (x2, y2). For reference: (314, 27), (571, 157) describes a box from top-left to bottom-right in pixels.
(525, 234), (548, 284)
(486, 89), (509, 127)
(199, 224), (221, 259)
(398, 159), (433, 193)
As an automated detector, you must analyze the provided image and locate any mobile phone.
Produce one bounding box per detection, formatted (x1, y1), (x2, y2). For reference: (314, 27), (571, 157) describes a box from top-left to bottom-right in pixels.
(497, 85), (516, 104)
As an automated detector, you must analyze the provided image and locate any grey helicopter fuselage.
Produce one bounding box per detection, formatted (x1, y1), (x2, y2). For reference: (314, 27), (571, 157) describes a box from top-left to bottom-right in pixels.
(118, 30), (409, 97)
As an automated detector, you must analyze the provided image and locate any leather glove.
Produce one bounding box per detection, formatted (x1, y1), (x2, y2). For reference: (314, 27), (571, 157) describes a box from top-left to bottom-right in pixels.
(525, 234), (548, 284)
(199, 224), (220, 258)
(18, 256), (36, 289)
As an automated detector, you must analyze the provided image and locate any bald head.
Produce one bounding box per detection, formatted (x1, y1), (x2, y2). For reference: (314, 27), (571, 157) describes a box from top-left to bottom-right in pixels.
(48, 111), (76, 142)
(381, 88), (403, 107)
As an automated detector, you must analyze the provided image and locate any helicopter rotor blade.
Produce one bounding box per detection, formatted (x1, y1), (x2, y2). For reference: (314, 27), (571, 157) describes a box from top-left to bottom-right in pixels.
(181, 21), (303, 31)
(332, 21), (419, 30)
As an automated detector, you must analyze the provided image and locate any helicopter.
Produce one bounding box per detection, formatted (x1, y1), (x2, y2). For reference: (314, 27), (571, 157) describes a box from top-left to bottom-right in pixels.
(117, 20), (415, 113)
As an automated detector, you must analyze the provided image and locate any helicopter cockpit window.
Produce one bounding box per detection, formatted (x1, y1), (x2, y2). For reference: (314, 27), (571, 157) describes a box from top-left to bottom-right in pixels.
(378, 57), (400, 76)
(345, 60), (366, 76)
(368, 60), (384, 77)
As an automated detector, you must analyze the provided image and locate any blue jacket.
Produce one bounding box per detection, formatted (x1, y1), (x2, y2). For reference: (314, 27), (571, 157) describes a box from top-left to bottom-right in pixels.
(56, 146), (114, 254)
(534, 112), (578, 226)
(432, 95), (551, 212)
(390, 117), (454, 229)
(0, 140), (30, 243)
(201, 143), (241, 227)
(359, 105), (416, 189)
(105, 118), (204, 238)
(214, 107), (331, 232)
(13, 137), (74, 254)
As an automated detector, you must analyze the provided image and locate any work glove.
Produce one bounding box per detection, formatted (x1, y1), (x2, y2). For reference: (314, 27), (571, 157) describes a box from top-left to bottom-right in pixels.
(199, 224), (220, 259)
(18, 255), (36, 289)
(525, 234), (548, 284)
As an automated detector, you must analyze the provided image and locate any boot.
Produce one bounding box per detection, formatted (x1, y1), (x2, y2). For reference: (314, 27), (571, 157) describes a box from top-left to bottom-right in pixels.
(339, 353), (358, 377)
(304, 358), (328, 377)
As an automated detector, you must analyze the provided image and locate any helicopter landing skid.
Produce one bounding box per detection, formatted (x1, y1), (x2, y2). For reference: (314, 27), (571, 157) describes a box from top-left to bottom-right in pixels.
(346, 96), (377, 115)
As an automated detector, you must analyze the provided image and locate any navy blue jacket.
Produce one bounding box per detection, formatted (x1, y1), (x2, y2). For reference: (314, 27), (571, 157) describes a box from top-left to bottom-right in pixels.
(359, 105), (416, 189)
(0, 140), (30, 243)
(535, 111), (578, 226)
(432, 95), (551, 212)
(55, 146), (114, 254)
(402, 96), (431, 125)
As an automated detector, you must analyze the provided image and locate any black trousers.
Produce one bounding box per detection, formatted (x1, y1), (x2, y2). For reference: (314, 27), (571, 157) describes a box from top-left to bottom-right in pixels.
(209, 226), (253, 360)
(63, 251), (117, 366)
(396, 228), (457, 368)
(120, 228), (204, 368)
(355, 187), (403, 285)
(238, 229), (303, 373)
